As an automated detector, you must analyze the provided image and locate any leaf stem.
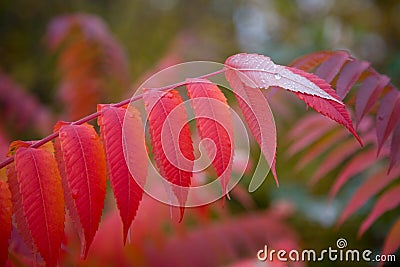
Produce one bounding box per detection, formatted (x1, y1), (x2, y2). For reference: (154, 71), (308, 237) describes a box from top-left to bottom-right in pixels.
(0, 67), (226, 169)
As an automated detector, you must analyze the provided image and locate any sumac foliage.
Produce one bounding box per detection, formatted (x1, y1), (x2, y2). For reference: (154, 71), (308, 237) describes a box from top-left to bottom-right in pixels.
(0, 50), (365, 266)
(286, 50), (400, 264)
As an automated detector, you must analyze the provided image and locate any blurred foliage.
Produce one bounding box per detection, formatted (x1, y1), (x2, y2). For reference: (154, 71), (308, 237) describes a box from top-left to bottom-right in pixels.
(1, 0), (399, 266)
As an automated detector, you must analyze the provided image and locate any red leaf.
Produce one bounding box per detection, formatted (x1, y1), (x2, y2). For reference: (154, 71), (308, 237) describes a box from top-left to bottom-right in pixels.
(5, 141), (54, 253)
(376, 89), (400, 154)
(355, 75), (389, 126)
(287, 67), (362, 145)
(379, 218), (400, 267)
(54, 122), (107, 258)
(143, 90), (194, 219)
(14, 145), (65, 267)
(186, 80), (234, 197)
(314, 51), (350, 83)
(224, 70), (277, 188)
(0, 180), (12, 266)
(329, 149), (385, 200)
(98, 105), (146, 243)
(6, 161), (35, 251)
(289, 51), (340, 71)
(336, 60), (370, 100)
(389, 122), (400, 172)
(337, 166), (400, 226)
(359, 185), (400, 237)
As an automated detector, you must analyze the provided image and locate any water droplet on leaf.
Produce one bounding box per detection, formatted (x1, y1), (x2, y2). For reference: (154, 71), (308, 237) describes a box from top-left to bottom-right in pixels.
(274, 73), (282, 80)
(72, 189), (79, 199)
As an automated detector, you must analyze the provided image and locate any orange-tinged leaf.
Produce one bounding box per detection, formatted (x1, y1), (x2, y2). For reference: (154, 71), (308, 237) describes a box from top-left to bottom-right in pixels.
(186, 80), (234, 197)
(378, 218), (400, 267)
(225, 70), (277, 188)
(6, 142), (36, 252)
(359, 185), (400, 237)
(98, 105), (146, 243)
(0, 180), (12, 266)
(143, 90), (194, 220)
(54, 122), (107, 258)
(14, 146), (65, 267)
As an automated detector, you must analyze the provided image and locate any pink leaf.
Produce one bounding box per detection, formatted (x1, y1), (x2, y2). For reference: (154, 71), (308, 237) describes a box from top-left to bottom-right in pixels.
(376, 89), (400, 154)
(288, 117), (336, 156)
(295, 129), (349, 171)
(314, 51), (350, 83)
(225, 53), (361, 144)
(329, 149), (386, 200)
(389, 122), (400, 172)
(224, 70), (277, 188)
(225, 53), (340, 102)
(186, 80), (234, 198)
(310, 122), (375, 185)
(355, 75), (390, 126)
(336, 60), (370, 100)
(359, 185), (400, 237)
(310, 139), (361, 185)
(337, 166), (400, 226)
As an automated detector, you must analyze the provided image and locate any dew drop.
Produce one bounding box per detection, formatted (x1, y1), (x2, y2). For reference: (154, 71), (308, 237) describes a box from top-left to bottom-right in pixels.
(274, 73), (282, 80)
(59, 132), (67, 138)
(90, 134), (97, 140)
(72, 189), (79, 199)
